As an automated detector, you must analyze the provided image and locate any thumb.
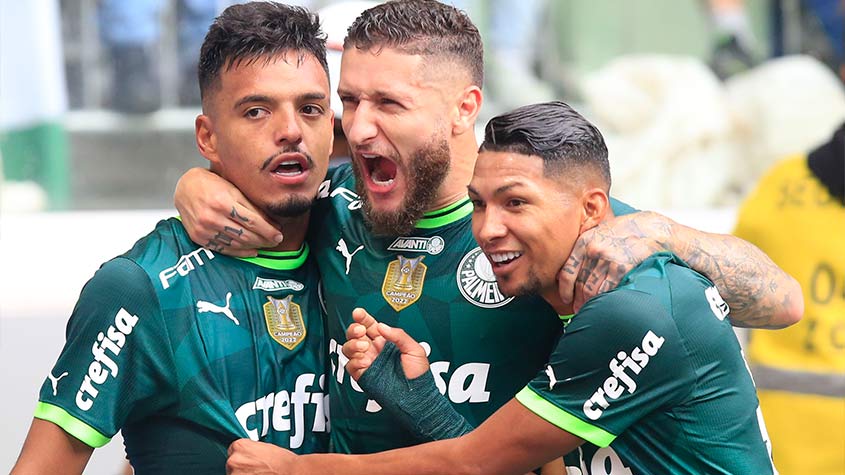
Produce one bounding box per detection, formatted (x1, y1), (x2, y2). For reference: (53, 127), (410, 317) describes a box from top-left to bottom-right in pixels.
(378, 323), (426, 358)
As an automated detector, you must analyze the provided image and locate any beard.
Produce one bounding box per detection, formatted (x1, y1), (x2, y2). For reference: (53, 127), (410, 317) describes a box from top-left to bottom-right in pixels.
(499, 274), (542, 298)
(264, 194), (313, 219)
(354, 137), (451, 236)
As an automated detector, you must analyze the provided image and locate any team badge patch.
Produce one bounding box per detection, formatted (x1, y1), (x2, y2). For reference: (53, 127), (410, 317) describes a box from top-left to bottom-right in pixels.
(263, 295), (306, 350)
(456, 247), (514, 308)
(381, 255), (427, 311)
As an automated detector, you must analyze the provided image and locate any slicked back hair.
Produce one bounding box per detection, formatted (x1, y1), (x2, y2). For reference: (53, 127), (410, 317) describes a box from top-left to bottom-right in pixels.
(479, 101), (612, 189)
(198, 2), (328, 103)
(344, 0), (483, 87)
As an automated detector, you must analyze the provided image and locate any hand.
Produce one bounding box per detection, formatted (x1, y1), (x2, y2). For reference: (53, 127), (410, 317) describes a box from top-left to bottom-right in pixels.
(342, 308), (429, 381)
(175, 168), (283, 257)
(226, 439), (296, 475)
(558, 211), (670, 312)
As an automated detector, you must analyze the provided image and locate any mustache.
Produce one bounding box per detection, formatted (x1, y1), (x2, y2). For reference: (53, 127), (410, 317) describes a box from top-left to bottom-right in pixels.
(261, 145), (313, 171)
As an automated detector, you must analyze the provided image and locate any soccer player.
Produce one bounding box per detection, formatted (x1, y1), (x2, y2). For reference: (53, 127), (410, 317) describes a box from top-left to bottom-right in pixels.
(11, 4), (333, 473)
(175, 0), (802, 458)
(227, 101), (780, 475)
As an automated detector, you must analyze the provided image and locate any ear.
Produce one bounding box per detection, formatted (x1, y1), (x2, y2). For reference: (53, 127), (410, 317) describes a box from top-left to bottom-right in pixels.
(579, 188), (609, 233)
(195, 114), (220, 166)
(452, 85), (482, 136)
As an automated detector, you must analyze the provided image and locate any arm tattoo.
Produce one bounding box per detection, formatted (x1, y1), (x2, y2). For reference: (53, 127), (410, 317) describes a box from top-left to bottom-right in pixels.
(679, 232), (787, 328)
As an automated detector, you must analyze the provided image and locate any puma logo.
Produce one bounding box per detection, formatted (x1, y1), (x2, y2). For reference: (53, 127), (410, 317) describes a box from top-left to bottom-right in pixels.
(336, 238), (364, 275)
(197, 292), (239, 325)
(545, 365), (558, 391)
(48, 371), (69, 396)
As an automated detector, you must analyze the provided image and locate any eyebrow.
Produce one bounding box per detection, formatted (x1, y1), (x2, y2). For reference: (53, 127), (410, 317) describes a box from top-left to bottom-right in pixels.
(233, 91), (328, 110)
(467, 182), (525, 196)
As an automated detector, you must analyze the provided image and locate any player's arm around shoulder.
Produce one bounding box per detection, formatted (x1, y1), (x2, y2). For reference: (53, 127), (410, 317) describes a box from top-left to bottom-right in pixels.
(12, 257), (167, 474)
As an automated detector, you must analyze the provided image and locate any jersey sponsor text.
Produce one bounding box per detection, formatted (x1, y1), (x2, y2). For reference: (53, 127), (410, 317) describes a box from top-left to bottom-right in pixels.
(252, 277), (305, 292)
(329, 338), (490, 412)
(387, 236), (445, 255)
(583, 330), (665, 420)
(159, 247), (215, 289)
(234, 373), (328, 449)
(75, 308), (139, 411)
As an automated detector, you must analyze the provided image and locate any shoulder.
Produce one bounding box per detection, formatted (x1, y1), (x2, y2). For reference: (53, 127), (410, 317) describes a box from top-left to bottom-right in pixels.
(575, 253), (701, 337)
(317, 163), (357, 199)
(312, 162), (362, 228)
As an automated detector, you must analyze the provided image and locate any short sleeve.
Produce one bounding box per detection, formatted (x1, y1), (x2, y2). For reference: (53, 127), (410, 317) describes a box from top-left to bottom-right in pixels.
(516, 288), (694, 447)
(35, 257), (175, 447)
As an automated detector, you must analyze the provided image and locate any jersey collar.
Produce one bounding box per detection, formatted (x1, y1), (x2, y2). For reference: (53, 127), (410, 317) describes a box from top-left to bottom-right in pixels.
(236, 243), (309, 270)
(415, 197), (473, 229)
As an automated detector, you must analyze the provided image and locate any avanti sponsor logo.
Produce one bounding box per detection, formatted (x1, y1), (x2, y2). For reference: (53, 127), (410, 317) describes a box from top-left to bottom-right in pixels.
(75, 308), (139, 411)
(456, 247), (514, 308)
(158, 247), (215, 289)
(252, 277), (305, 292)
(387, 236), (445, 255)
(582, 330), (665, 420)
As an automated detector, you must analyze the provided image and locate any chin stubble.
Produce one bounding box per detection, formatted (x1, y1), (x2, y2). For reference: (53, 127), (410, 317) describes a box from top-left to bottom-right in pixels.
(354, 138), (451, 236)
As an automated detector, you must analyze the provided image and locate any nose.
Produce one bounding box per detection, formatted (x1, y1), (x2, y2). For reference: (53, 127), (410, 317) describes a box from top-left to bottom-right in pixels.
(342, 101), (377, 147)
(474, 206), (507, 245)
(274, 107), (303, 146)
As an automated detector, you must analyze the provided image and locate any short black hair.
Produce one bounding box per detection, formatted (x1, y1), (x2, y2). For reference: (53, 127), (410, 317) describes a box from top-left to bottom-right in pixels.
(480, 101), (611, 188)
(198, 2), (328, 101)
(344, 0), (483, 87)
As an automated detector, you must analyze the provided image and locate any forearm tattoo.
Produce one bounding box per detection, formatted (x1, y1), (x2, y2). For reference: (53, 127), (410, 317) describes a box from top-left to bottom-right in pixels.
(679, 232), (793, 329)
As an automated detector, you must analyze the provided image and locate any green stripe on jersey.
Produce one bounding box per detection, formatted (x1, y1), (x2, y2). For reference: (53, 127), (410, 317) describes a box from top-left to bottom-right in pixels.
(237, 244), (309, 270)
(34, 402), (111, 448)
(416, 198), (473, 229)
(516, 386), (616, 448)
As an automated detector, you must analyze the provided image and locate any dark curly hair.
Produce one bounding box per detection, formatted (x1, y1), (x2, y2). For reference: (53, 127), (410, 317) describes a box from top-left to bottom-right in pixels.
(480, 101), (611, 188)
(198, 2), (328, 102)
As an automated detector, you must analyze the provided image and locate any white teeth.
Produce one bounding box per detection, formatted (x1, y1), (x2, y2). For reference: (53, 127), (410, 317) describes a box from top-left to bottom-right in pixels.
(372, 177), (394, 186)
(489, 251), (522, 263)
(361, 153), (379, 159)
(280, 160), (299, 166)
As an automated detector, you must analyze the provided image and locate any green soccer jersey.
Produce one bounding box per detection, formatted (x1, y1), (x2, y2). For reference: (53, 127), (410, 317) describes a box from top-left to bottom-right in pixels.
(517, 252), (776, 475)
(35, 218), (329, 474)
(309, 164), (636, 454)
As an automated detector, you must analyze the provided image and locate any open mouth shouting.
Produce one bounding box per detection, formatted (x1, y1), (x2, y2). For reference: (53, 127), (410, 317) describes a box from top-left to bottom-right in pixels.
(264, 152), (313, 185)
(359, 152), (400, 194)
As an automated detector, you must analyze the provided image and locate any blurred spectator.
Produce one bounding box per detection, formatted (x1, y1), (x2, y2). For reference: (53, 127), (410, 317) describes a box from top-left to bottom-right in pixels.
(733, 123), (845, 475)
(772, 0), (844, 81)
(449, 0), (555, 112)
(97, 0), (217, 112)
(706, 0), (758, 79)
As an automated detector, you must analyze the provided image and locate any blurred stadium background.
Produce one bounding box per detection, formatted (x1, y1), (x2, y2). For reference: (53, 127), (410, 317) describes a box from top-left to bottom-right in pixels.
(1, 0), (842, 473)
